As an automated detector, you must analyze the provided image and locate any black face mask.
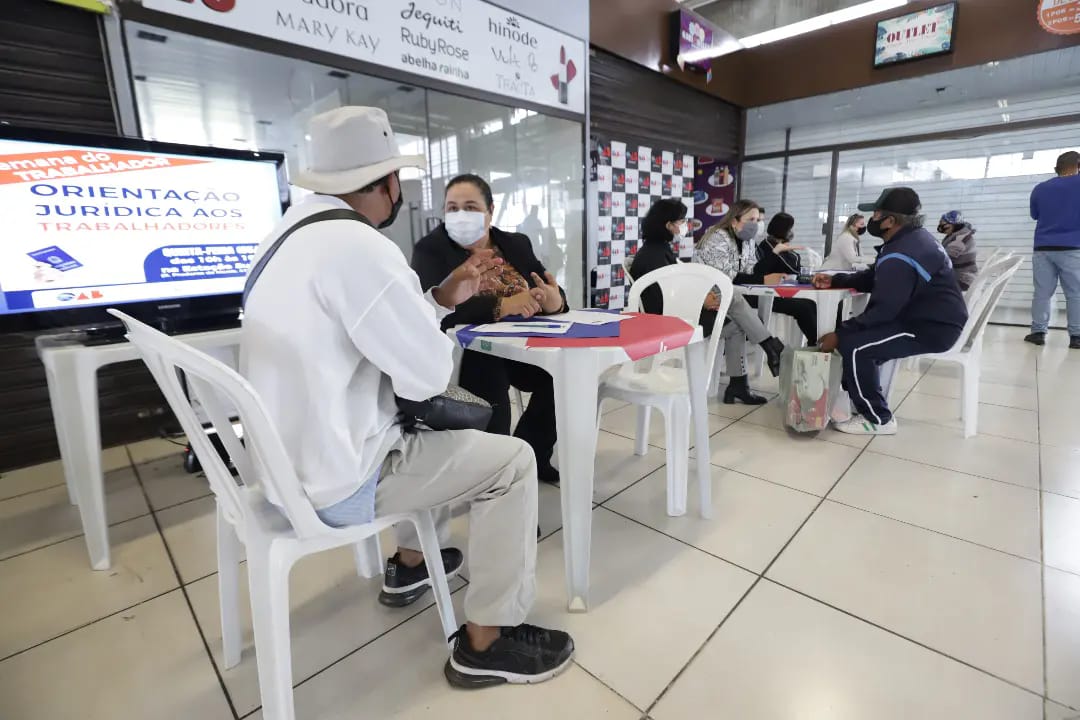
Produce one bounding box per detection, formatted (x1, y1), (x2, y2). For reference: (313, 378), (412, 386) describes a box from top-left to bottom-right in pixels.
(377, 176), (404, 229)
(937, 223), (950, 235)
(856, 226), (867, 236)
(867, 217), (889, 239)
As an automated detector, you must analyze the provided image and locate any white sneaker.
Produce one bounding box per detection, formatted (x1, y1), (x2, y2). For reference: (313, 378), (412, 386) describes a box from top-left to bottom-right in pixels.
(833, 417), (898, 435)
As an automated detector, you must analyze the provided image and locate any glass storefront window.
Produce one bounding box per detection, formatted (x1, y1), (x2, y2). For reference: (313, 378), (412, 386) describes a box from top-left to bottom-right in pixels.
(125, 21), (585, 305)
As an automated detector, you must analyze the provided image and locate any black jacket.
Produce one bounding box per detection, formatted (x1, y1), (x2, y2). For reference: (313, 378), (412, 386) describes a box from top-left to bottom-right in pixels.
(754, 237), (802, 277)
(628, 239), (678, 314)
(411, 223), (566, 330)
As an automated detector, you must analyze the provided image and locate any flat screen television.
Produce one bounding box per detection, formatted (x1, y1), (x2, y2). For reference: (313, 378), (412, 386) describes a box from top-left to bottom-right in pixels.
(0, 126), (289, 335)
(874, 2), (957, 68)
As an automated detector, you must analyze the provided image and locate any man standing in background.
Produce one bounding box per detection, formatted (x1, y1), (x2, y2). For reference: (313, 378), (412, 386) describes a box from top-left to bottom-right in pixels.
(1027, 151), (1080, 349)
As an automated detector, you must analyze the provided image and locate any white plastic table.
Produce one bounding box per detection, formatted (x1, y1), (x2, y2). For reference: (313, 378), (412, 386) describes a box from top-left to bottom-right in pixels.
(36, 327), (241, 570)
(740, 285), (868, 336)
(449, 318), (710, 612)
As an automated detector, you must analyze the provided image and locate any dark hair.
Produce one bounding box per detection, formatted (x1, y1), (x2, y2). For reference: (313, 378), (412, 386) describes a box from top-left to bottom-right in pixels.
(1056, 151), (1080, 175)
(641, 198), (688, 244)
(446, 173), (495, 211)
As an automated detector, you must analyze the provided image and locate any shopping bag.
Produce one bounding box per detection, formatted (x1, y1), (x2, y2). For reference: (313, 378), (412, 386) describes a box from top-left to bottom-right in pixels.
(779, 348), (843, 433)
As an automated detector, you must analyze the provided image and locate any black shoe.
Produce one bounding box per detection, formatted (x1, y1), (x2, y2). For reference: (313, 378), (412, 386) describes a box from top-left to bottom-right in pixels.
(538, 464), (560, 487)
(759, 336), (785, 377)
(444, 624), (575, 688)
(1071, 336), (1080, 350)
(377, 549), (463, 608)
(723, 375), (767, 405)
(1024, 332), (1046, 346)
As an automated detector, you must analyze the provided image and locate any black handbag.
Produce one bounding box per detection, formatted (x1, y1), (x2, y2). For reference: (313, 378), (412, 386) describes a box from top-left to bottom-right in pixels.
(395, 384), (493, 432)
(243, 209), (492, 433)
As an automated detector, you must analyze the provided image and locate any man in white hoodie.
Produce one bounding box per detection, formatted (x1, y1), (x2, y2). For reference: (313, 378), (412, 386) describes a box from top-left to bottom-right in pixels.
(241, 107), (573, 688)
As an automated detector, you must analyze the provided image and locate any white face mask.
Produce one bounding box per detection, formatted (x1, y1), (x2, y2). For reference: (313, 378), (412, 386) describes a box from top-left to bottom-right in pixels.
(444, 210), (487, 247)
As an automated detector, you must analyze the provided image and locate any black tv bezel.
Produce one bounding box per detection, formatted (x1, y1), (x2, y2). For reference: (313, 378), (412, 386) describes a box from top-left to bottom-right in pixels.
(873, 1), (958, 70)
(0, 125), (289, 335)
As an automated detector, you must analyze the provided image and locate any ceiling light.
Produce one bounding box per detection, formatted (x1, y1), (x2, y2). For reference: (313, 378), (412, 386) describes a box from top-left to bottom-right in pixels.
(997, 99), (1009, 108)
(680, 0), (908, 62)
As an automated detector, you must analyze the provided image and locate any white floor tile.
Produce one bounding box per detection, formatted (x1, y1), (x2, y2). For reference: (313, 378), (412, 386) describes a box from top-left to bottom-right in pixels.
(0, 445), (129, 502)
(1043, 445), (1080, 500)
(598, 403), (732, 450)
(651, 580), (1042, 720)
(248, 595), (641, 720)
(706, 393), (773, 420)
(590, 431), (668, 504)
(1046, 567), (1080, 710)
(1039, 397), (1080, 449)
(830, 453), (1041, 560)
(868, 419), (1039, 488)
(767, 502), (1044, 692)
(0, 591), (231, 720)
(604, 465), (818, 572)
(530, 509), (754, 710)
(0, 468), (149, 561)
(127, 436), (187, 466)
(739, 397), (872, 449)
(706, 422), (861, 496)
(0, 515), (177, 659)
(1047, 701), (1080, 720)
(913, 375), (1037, 411)
(1043, 492), (1080, 576)
(157, 496), (227, 583)
(186, 544), (466, 717)
(137, 453), (212, 510)
(895, 391), (1040, 443)
(923, 358), (1038, 388)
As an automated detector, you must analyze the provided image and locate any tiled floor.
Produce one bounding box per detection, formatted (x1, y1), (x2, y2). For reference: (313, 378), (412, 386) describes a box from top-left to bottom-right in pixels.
(0, 325), (1078, 719)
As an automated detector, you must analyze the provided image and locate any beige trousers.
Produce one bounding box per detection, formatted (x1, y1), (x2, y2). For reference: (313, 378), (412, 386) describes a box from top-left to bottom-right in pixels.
(375, 429), (538, 628)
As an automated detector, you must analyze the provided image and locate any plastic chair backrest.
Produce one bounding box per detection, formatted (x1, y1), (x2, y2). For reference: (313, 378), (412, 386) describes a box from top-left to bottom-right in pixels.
(963, 251), (1013, 305)
(950, 256), (1024, 353)
(107, 310), (328, 539)
(626, 263), (733, 380)
(623, 256), (635, 279)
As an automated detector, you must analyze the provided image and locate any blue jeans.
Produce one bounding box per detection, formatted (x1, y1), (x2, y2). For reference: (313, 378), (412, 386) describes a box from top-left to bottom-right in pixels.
(1031, 249), (1080, 336)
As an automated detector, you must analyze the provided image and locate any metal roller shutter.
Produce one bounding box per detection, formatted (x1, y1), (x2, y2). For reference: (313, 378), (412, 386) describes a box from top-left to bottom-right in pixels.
(590, 48), (742, 160)
(0, 1), (167, 473)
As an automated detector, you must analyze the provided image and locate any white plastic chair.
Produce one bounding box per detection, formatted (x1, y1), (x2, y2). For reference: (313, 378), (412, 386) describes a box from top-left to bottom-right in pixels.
(108, 310), (457, 720)
(890, 256), (1024, 437)
(599, 264), (733, 517)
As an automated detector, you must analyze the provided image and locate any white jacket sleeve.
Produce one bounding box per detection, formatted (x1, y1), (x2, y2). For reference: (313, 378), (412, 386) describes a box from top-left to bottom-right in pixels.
(344, 273), (455, 402)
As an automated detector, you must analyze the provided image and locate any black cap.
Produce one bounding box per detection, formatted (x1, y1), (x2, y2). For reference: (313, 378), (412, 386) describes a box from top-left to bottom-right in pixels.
(857, 187), (921, 215)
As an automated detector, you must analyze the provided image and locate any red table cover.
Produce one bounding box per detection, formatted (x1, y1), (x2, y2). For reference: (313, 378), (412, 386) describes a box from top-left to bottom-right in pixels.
(526, 313), (695, 361)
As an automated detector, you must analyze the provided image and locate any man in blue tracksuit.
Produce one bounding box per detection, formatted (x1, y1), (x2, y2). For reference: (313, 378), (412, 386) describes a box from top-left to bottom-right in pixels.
(815, 187), (969, 436)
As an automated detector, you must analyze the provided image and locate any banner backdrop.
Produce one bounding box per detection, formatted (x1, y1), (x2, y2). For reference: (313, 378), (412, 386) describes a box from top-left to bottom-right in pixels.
(0, 138), (283, 314)
(142, 0), (586, 115)
(692, 156), (737, 244)
(592, 139), (694, 310)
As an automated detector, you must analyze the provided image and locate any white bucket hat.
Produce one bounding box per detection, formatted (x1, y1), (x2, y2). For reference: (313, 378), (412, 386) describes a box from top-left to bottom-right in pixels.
(294, 106), (425, 195)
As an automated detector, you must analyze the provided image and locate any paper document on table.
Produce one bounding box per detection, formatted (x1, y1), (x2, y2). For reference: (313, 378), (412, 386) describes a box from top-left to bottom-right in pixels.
(545, 311), (631, 326)
(470, 322), (572, 335)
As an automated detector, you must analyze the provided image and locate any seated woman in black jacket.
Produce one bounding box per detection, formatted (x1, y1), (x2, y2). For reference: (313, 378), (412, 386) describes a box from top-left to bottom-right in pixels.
(412, 174), (567, 485)
(630, 198), (784, 405)
(753, 212), (818, 344)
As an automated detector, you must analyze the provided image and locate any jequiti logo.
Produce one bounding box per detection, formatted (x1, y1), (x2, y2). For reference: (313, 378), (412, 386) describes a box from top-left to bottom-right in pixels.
(178, 0), (236, 12)
(550, 46), (578, 105)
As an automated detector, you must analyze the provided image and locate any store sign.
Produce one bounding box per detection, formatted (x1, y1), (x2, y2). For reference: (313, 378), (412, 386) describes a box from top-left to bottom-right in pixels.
(141, 0), (585, 114)
(874, 2), (957, 68)
(1039, 0), (1080, 35)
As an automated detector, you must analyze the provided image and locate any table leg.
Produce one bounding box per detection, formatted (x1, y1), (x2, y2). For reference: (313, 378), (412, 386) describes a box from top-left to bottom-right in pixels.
(43, 361), (79, 506)
(552, 350), (601, 613)
(684, 341), (713, 519)
(817, 295), (841, 337)
(65, 355), (110, 570)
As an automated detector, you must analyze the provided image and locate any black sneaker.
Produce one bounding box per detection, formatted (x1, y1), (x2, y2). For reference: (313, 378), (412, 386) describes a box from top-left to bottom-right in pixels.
(1024, 332), (1046, 346)
(538, 464), (560, 488)
(444, 624), (575, 688)
(377, 549), (463, 608)
(1071, 336), (1080, 350)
